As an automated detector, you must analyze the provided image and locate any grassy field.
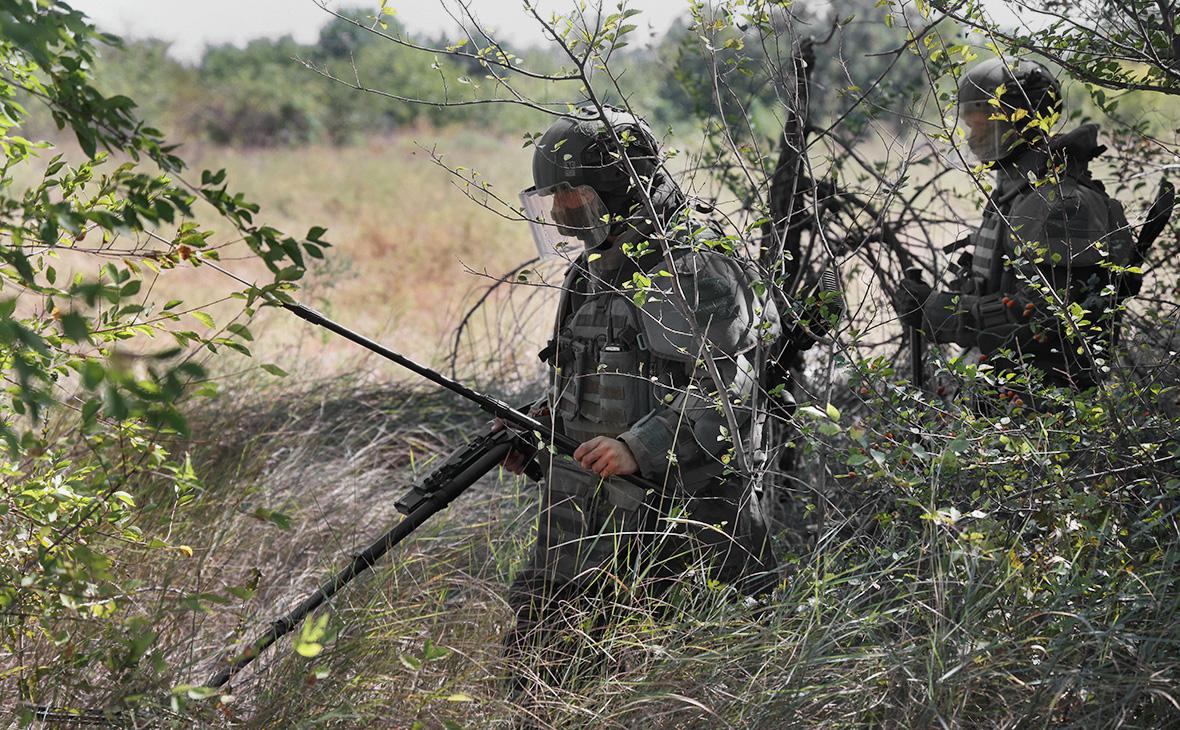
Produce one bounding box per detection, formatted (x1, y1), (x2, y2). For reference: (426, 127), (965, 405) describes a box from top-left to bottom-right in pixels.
(14, 122), (1180, 728)
(141, 128), (550, 381)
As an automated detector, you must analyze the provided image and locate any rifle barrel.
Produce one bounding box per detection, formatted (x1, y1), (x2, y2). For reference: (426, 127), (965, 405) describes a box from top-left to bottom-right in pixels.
(281, 301), (657, 493)
(206, 432), (514, 688)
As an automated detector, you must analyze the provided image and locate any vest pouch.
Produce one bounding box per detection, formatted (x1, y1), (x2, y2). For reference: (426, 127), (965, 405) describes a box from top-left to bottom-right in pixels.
(601, 478), (647, 511)
(597, 344), (650, 424)
(554, 337), (590, 421)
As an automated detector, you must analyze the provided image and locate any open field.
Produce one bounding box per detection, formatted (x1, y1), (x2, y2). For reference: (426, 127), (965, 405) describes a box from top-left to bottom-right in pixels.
(101, 128), (550, 382)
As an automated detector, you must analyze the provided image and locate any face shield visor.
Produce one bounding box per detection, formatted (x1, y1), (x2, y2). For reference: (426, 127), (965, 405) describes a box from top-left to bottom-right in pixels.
(958, 101), (1023, 162)
(519, 182), (611, 261)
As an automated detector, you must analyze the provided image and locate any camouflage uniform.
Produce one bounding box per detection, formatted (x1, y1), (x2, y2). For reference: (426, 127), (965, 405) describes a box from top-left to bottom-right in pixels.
(504, 233), (780, 672)
(915, 125), (1133, 388)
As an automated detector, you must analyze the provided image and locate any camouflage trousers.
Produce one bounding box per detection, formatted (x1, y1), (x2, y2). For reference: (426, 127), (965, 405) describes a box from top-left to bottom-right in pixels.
(503, 458), (778, 688)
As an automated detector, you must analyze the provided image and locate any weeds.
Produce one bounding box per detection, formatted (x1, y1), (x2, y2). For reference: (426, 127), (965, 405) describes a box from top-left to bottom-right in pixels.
(13, 350), (1176, 728)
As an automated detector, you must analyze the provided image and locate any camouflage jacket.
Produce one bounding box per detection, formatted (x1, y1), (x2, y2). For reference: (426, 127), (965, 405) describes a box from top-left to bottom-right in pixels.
(542, 243), (780, 501)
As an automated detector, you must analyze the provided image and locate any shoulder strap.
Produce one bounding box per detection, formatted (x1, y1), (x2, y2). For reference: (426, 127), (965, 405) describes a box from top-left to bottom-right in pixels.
(539, 259), (592, 363)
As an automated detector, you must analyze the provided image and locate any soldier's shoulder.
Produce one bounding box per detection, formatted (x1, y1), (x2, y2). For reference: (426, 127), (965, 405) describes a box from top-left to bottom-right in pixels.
(650, 246), (751, 286)
(638, 247), (779, 360)
(1008, 178), (1125, 264)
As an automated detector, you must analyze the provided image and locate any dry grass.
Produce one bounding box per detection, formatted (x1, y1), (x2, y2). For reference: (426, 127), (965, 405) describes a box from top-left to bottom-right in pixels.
(26, 128), (548, 384)
(185, 129), (544, 373)
(62, 371), (1176, 729)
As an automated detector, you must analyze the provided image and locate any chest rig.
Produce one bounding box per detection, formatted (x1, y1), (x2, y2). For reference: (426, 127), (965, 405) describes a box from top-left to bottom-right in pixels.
(962, 191), (1015, 296)
(546, 279), (658, 444)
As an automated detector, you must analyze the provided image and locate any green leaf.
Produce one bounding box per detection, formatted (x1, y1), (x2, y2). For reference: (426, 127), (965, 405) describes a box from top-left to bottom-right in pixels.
(295, 613), (331, 658)
(191, 311), (215, 328)
(227, 323), (253, 341)
(261, 363), (288, 377)
(181, 686), (220, 701)
(151, 406), (190, 437)
(422, 638), (450, 661)
(227, 586), (256, 601)
(60, 312), (90, 343)
(103, 385), (129, 420)
(274, 266), (303, 283)
(81, 359), (105, 389)
(251, 507), (292, 530)
(81, 398), (102, 426)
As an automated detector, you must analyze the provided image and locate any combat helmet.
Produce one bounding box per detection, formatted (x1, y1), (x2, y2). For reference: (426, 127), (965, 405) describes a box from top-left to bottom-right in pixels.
(520, 105), (660, 259)
(958, 57), (1062, 162)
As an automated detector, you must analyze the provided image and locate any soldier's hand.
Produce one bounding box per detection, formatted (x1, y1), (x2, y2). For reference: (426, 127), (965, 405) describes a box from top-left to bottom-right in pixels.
(492, 419), (535, 476)
(494, 402), (550, 476)
(892, 278), (932, 328)
(573, 436), (639, 479)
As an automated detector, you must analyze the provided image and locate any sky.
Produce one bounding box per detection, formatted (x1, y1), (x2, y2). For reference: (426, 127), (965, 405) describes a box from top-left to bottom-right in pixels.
(65, 0), (689, 63)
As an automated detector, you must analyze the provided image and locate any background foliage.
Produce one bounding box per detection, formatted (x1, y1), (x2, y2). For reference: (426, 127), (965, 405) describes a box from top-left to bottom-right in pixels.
(3, 0), (1179, 728)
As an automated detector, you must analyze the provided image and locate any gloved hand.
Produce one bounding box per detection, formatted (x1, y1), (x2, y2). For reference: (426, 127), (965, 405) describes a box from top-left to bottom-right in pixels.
(892, 278), (932, 329)
(494, 402), (549, 480)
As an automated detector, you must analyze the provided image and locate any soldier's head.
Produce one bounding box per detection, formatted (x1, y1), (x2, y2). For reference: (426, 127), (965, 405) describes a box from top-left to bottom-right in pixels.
(520, 105), (660, 260)
(957, 57), (1062, 163)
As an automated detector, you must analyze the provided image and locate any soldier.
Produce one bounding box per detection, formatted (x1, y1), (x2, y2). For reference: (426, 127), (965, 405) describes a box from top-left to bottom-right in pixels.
(893, 58), (1134, 394)
(504, 105), (780, 685)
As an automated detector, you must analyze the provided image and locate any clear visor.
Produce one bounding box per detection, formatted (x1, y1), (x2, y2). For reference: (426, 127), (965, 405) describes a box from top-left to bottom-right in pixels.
(958, 100), (1022, 162)
(519, 182), (610, 261)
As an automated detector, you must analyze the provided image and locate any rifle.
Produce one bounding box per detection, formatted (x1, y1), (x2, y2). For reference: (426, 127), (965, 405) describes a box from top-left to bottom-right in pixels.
(202, 300), (659, 688)
(206, 424), (522, 688)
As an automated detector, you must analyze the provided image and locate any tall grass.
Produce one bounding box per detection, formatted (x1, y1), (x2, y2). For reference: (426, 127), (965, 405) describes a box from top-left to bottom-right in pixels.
(21, 357), (1176, 728)
(12, 127), (1180, 727)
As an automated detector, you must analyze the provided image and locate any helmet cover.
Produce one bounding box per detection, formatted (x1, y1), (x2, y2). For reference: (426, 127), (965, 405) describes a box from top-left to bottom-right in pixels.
(521, 106), (660, 258)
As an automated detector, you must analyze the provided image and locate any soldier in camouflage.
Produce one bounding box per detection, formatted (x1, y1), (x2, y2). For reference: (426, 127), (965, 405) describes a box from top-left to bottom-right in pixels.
(893, 58), (1134, 392)
(505, 106), (780, 683)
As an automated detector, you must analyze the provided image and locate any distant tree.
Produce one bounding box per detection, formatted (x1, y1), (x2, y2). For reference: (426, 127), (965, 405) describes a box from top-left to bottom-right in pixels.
(932, 0), (1180, 96)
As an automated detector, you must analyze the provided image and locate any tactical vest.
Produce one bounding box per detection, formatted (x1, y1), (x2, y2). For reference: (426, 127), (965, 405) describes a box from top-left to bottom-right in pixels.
(962, 172), (1132, 303)
(550, 287), (655, 445)
(964, 202), (1006, 296)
